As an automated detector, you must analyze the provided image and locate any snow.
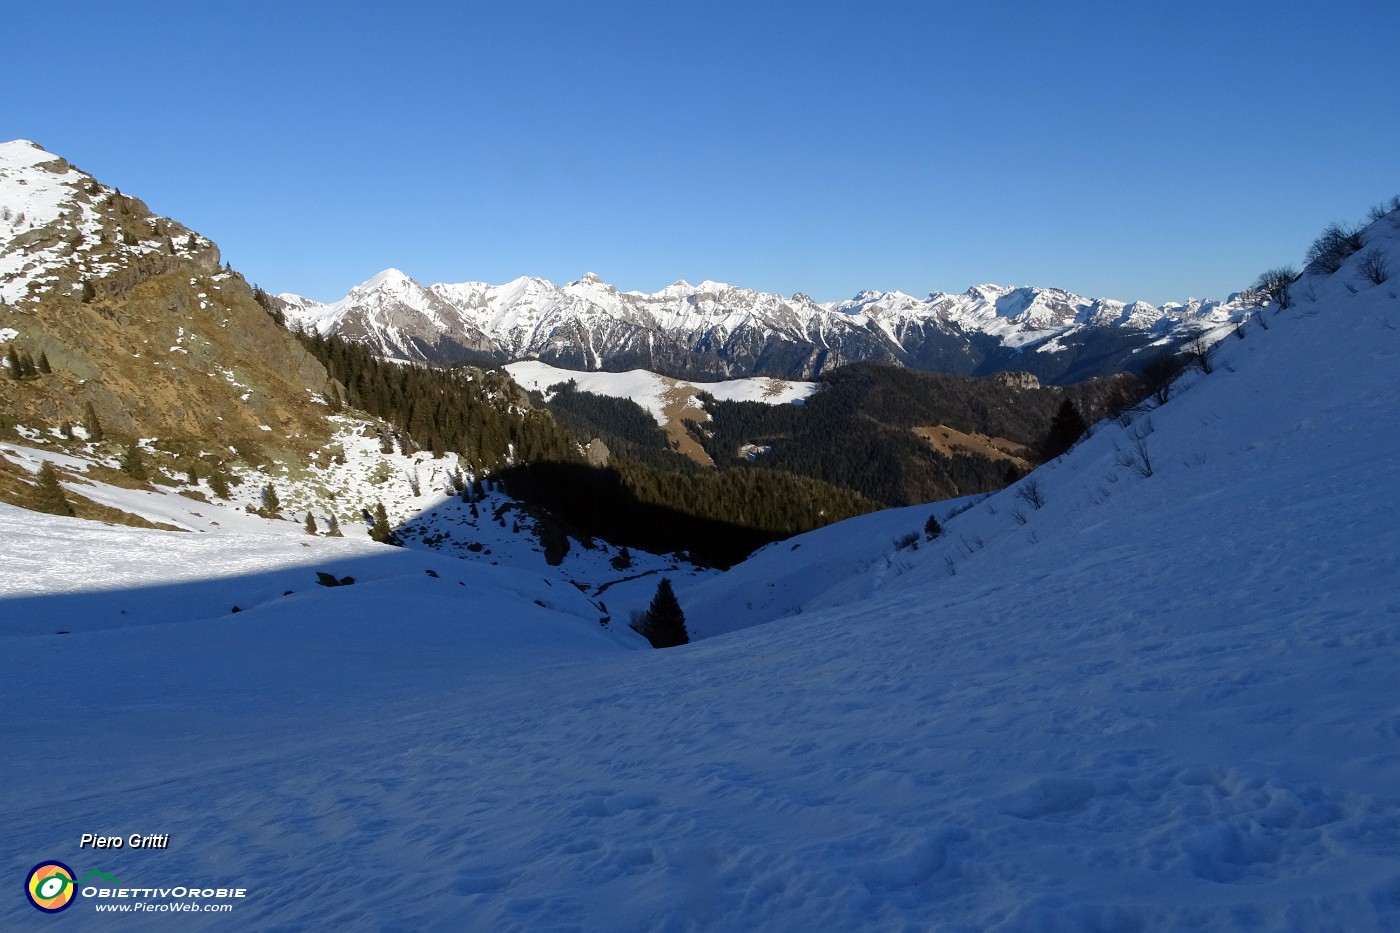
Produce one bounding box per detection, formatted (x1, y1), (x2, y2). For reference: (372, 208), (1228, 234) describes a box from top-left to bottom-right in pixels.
(4, 212), (1400, 929)
(504, 359), (815, 426)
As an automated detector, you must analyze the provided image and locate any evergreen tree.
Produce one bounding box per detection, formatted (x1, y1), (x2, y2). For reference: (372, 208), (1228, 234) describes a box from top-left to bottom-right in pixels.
(208, 471), (231, 499)
(18, 351), (36, 378)
(369, 501), (398, 544)
(260, 483), (281, 516)
(36, 351), (51, 374)
(83, 402), (104, 442)
(635, 578), (688, 649)
(5, 345), (20, 379)
(1041, 399), (1088, 460)
(33, 461), (73, 516)
(60, 421), (74, 439)
(325, 512), (343, 537)
(610, 546), (633, 571)
(120, 442), (148, 481)
(304, 512), (318, 535)
(924, 514), (942, 540)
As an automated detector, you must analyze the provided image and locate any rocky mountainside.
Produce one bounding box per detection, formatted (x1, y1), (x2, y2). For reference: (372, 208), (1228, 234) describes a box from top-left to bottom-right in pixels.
(0, 140), (336, 453)
(281, 269), (1254, 383)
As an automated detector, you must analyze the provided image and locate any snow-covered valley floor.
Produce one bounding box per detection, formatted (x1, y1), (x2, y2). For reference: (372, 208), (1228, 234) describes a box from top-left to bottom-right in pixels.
(6, 225), (1400, 930)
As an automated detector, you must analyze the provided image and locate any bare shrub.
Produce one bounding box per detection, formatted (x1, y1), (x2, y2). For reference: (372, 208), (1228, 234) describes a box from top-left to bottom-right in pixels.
(1114, 435), (1155, 478)
(893, 531), (920, 551)
(1183, 337), (1215, 374)
(1140, 352), (1187, 406)
(1015, 477), (1045, 510)
(1305, 222), (1365, 274)
(1009, 507), (1028, 525)
(1248, 267), (1297, 309)
(1357, 247), (1390, 285)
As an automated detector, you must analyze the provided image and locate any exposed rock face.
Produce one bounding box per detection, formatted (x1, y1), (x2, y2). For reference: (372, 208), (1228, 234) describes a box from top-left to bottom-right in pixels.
(992, 371), (1041, 390)
(0, 140), (338, 457)
(583, 438), (610, 467)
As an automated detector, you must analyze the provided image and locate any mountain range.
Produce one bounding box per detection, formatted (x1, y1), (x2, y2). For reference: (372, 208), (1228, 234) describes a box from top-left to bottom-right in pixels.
(278, 268), (1254, 383)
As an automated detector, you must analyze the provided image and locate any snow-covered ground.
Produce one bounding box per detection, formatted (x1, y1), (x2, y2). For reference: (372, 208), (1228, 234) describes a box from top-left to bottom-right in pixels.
(504, 359), (815, 427)
(4, 215), (1400, 929)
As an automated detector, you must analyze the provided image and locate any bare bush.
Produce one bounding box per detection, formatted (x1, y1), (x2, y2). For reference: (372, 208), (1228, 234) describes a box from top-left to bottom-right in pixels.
(1305, 222), (1365, 275)
(1248, 267), (1297, 309)
(1140, 352), (1187, 406)
(893, 531), (920, 551)
(1009, 507), (1028, 525)
(1183, 337), (1215, 374)
(1357, 247), (1390, 285)
(1015, 477), (1045, 510)
(1113, 435), (1155, 478)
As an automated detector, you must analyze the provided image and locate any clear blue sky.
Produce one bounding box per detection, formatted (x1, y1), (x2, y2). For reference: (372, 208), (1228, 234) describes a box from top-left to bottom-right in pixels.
(6, 1), (1398, 305)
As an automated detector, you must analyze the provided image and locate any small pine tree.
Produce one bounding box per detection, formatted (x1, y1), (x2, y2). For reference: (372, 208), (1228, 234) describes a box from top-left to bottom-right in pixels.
(610, 546), (634, 571)
(304, 512), (318, 535)
(36, 351), (51, 374)
(208, 471), (231, 499)
(635, 578), (689, 649)
(120, 442), (148, 481)
(1041, 399), (1088, 460)
(4, 345), (20, 380)
(924, 514), (942, 540)
(18, 351), (36, 378)
(82, 402), (104, 442)
(33, 461), (73, 516)
(325, 513), (343, 537)
(369, 501), (397, 544)
(260, 483), (281, 516)
(60, 421), (74, 439)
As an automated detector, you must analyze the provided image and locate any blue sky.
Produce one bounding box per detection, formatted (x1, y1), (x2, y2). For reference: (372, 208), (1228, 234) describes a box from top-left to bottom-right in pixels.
(6, 1), (1398, 304)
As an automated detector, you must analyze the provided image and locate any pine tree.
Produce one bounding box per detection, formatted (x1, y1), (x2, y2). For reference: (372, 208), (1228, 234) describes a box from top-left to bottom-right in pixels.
(260, 483), (281, 516)
(610, 546), (633, 571)
(636, 578), (689, 649)
(1041, 399), (1088, 460)
(924, 514), (942, 540)
(33, 461), (73, 516)
(82, 402), (104, 442)
(325, 513), (343, 537)
(5, 345), (20, 379)
(208, 471), (231, 499)
(120, 442), (148, 481)
(36, 351), (51, 374)
(369, 501), (397, 544)
(304, 512), (318, 535)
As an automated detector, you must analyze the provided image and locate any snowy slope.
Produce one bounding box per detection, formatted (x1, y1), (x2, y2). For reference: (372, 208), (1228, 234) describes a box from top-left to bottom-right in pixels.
(4, 213), (1400, 930)
(504, 359), (815, 427)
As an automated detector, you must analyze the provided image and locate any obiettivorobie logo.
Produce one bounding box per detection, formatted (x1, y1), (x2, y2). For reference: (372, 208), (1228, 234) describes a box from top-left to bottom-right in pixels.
(24, 860), (248, 915)
(25, 862), (116, 914)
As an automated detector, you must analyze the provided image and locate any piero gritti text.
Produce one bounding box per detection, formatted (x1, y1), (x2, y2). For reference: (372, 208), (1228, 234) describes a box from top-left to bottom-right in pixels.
(80, 833), (170, 850)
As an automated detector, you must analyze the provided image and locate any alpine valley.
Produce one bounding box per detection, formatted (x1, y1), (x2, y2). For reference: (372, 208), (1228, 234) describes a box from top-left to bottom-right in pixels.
(5, 135), (1400, 931)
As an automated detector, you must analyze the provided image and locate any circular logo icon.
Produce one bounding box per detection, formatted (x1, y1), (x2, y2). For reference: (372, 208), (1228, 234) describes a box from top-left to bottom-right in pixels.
(25, 861), (77, 913)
